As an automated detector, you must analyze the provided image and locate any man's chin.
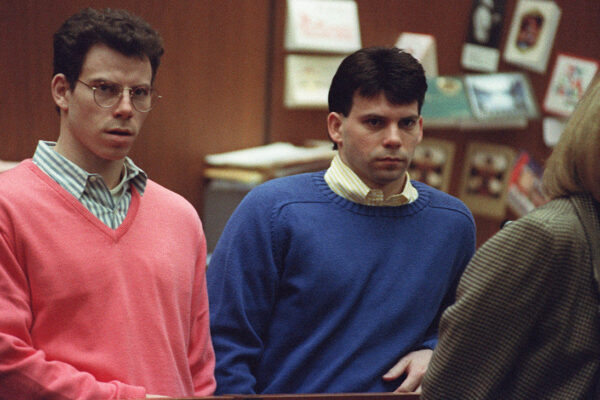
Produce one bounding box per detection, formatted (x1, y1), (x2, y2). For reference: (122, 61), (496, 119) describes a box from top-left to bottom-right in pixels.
(98, 150), (130, 163)
(375, 170), (406, 182)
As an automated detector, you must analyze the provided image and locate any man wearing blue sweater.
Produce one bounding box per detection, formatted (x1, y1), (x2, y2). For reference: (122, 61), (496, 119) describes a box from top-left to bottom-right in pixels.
(207, 47), (476, 395)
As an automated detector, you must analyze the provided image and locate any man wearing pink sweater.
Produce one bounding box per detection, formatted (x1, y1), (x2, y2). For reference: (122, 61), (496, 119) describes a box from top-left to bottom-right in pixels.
(0, 8), (215, 399)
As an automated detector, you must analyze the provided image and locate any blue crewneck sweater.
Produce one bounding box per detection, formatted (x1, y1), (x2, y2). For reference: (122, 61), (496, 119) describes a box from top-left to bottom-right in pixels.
(208, 171), (475, 394)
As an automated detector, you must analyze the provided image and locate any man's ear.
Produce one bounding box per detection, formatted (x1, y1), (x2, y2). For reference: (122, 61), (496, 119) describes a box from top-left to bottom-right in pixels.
(51, 74), (70, 112)
(416, 115), (424, 144)
(327, 112), (344, 148)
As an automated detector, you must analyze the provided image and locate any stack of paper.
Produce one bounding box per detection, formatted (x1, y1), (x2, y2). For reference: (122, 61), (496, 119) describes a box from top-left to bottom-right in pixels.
(204, 142), (335, 184)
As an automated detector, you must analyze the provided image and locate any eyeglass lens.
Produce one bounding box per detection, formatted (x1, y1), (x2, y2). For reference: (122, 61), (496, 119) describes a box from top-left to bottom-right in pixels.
(90, 82), (158, 112)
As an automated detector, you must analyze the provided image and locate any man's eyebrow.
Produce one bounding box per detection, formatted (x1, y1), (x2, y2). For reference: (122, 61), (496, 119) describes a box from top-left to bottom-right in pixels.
(85, 79), (152, 87)
(359, 113), (385, 119)
(86, 78), (113, 85)
(359, 113), (419, 120)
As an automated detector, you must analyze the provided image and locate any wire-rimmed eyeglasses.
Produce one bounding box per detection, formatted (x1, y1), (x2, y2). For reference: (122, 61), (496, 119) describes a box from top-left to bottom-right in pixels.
(77, 80), (161, 112)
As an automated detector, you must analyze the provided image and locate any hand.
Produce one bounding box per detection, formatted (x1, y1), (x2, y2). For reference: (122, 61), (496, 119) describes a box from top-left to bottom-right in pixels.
(382, 348), (433, 393)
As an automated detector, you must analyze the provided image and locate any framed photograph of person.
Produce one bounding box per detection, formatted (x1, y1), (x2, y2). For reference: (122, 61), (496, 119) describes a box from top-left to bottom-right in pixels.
(459, 141), (517, 219)
(503, 0), (561, 73)
(543, 53), (599, 117)
(408, 138), (456, 193)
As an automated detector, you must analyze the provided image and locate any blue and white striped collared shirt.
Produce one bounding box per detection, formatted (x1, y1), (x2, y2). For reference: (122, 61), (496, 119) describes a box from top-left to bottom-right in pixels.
(32, 140), (147, 229)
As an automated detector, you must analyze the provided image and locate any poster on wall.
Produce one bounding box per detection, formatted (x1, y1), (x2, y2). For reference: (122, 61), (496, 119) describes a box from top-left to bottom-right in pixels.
(408, 138), (456, 193)
(459, 142), (517, 219)
(285, 0), (361, 53)
(284, 54), (345, 109)
(503, 0), (561, 73)
(543, 53), (599, 117)
(461, 0), (507, 72)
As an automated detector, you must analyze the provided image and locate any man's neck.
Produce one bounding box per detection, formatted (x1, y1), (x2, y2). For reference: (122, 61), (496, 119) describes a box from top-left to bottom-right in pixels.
(378, 174), (407, 199)
(53, 141), (125, 189)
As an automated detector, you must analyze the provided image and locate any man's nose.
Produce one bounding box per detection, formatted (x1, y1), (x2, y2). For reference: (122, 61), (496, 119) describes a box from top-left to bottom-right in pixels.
(382, 125), (403, 147)
(113, 89), (134, 118)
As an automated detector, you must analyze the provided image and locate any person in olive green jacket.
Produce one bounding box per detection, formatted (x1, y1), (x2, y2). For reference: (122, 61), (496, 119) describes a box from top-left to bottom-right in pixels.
(422, 76), (600, 400)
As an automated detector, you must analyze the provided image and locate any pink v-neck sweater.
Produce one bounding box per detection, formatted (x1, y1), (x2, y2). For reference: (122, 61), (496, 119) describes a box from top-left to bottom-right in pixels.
(0, 161), (215, 399)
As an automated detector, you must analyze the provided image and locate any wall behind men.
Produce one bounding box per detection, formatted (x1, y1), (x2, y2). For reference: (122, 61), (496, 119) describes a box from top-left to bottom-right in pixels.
(267, 0), (600, 245)
(2, 0), (599, 246)
(0, 0), (270, 213)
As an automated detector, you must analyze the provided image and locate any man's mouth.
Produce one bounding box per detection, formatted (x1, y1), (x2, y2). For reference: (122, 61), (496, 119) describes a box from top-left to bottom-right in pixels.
(378, 156), (404, 162)
(106, 129), (132, 136)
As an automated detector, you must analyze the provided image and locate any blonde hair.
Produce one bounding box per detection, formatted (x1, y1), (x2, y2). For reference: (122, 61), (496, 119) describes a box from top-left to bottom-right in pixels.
(543, 75), (600, 201)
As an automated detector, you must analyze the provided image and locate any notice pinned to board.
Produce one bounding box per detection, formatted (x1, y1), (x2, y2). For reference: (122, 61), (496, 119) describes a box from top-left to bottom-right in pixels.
(284, 54), (345, 109)
(285, 0), (361, 53)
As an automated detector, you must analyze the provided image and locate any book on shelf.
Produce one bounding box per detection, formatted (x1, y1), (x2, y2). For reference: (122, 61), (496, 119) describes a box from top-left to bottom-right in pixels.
(421, 76), (473, 128)
(421, 73), (541, 130)
(463, 72), (538, 128)
(506, 151), (549, 217)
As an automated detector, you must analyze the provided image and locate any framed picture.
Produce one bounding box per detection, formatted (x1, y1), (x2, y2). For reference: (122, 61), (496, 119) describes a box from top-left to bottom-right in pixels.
(409, 138), (455, 193)
(543, 53), (599, 117)
(284, 54), (345, 109)
(461, 0), (507, 72)
(459, 142), (517, 218)
(503, 0), (561, 73)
